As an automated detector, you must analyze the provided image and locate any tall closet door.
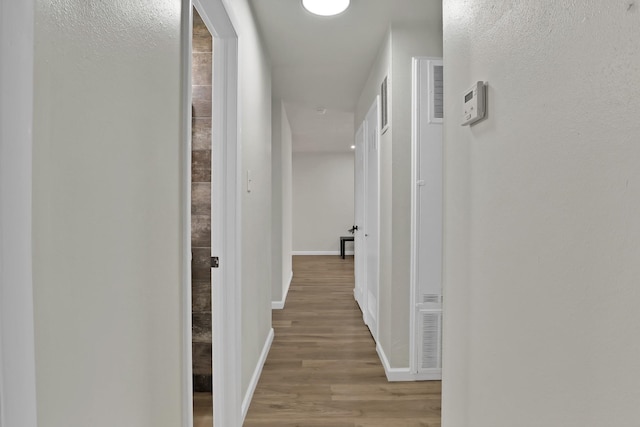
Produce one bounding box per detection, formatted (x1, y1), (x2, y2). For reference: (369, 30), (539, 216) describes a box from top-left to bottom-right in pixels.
(412, 58), (443, 377)
(354, 124), (366, 311)
(364, 98), (380, 339)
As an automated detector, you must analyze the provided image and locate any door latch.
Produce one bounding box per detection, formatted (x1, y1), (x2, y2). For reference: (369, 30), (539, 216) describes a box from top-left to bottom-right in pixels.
(211, 257), (220, 268)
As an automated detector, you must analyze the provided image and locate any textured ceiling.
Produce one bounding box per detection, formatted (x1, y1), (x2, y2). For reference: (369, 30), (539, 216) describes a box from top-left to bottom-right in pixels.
(250, 0), (442, 152)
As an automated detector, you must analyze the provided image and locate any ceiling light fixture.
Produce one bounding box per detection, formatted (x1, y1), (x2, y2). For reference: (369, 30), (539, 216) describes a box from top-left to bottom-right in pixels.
(302, 0), (350, 16)
(350, 145), (356, 150)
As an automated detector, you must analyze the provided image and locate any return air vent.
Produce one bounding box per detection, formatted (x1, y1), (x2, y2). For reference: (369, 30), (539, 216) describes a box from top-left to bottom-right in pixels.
(432, 65), (444, 119)
(428, 61), (444, 124)
(420, 311), (442, 370)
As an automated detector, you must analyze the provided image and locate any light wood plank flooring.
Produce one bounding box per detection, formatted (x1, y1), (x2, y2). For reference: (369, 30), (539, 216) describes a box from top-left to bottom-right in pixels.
(194, 392), (213, 427)
(243, 255), (442, 427)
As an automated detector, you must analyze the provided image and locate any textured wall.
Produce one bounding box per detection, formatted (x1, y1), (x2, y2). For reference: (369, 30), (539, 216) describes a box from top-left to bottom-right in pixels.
(191, 8), (213, 393)
(224, 0), (274, 399)
(442, 1), (640, 426)
(32, 0), (184, 425)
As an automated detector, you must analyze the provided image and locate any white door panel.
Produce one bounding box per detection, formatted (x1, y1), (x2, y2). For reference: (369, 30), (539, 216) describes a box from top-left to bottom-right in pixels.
(411, 58), (443, 378)
(364, 99), (380, 339)
(354, 124), (366, 311)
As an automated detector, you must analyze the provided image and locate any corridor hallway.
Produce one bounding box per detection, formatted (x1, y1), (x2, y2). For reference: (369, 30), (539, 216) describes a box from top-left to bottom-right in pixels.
(243, 256), (442, 426)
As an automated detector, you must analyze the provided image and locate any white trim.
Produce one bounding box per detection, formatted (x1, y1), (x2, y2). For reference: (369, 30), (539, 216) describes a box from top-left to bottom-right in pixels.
(180, 3), (194, 427)
(272, 271), (293, 310)
(189, 1), (242, 426)
(376, 344), (441, 382)
(0, 1), (38, 426)
(292, 251), (354, 256)
(374, 97), (381, 341)
(241, 328), (274, 421)
(409, 57), (420, 376)
(215, 25), (242, 427)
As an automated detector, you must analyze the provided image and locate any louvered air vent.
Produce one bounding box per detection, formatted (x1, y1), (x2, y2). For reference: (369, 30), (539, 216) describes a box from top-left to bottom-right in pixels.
(433, 65), (444, 119)
(421, 312), (441, 370)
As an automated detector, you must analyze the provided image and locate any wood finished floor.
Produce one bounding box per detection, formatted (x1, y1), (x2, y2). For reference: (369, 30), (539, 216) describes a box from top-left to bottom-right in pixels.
(194, 392), (213, 427)
(243, 255), (442, 427)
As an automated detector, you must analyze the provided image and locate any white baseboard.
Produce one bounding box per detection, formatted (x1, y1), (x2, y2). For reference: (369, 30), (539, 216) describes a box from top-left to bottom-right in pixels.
(272, 271), (293, 310)
(376, 343), (441, 381)
(241, 328), (274, 421)
(292, 251), (354, 256)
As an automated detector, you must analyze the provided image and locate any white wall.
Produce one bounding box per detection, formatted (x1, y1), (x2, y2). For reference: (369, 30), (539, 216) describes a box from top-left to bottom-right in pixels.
(355, 20), (442, 368)
(356, 28), (393, 363)
(271, 99), (293, 304)
(388, 22), (442, 367)
(223, 0), (273, 401)
(293, 152), (354, 253)
(30, 0), (273, 424)
(282, 107), (293, 291)
(0, 1), (38, 426)
(32, 1), (184, 426)
(442, 1), (640, 426)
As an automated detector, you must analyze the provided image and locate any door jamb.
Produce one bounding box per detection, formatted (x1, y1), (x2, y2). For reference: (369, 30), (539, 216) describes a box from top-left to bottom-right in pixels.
(0, 2), (38, 427)
(181, 4), (194, 426)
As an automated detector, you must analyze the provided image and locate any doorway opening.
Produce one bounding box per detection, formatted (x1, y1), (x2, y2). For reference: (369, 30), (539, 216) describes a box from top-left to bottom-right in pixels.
(183, 0), (241, 425)
(191, 6), (214, 426)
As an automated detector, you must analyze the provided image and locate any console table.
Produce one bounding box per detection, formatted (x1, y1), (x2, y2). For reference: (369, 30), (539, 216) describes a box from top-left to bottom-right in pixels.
(340, 235), (354, 259)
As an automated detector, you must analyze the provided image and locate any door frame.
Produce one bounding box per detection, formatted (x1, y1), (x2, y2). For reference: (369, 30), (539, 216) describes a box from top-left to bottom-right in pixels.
(185, 1), (241, 426)
(363, 97), (381, 340)
(0, 2), (38, 427)
(409, 57), (444, 377)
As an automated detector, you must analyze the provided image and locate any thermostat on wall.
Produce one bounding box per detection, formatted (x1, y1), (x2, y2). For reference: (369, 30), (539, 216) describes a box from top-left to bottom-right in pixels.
(461, 81), (486, 126)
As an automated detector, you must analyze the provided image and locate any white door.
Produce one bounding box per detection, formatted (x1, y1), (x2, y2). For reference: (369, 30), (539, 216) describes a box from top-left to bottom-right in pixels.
(411, 58), (443, 379)
(193, 2), (243, 424)
(364, 99), (380, 339)
(354, 124), (366, 311)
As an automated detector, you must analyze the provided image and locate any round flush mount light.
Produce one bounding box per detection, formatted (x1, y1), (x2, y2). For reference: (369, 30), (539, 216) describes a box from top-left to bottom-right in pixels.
(350, 145), (356, 150)
(302, 0), (350, 16)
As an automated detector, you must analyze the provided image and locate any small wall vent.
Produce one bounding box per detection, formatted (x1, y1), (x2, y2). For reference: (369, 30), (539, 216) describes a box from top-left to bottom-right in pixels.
(428, 61), (444, 124)
(420, 311), (441, 370)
